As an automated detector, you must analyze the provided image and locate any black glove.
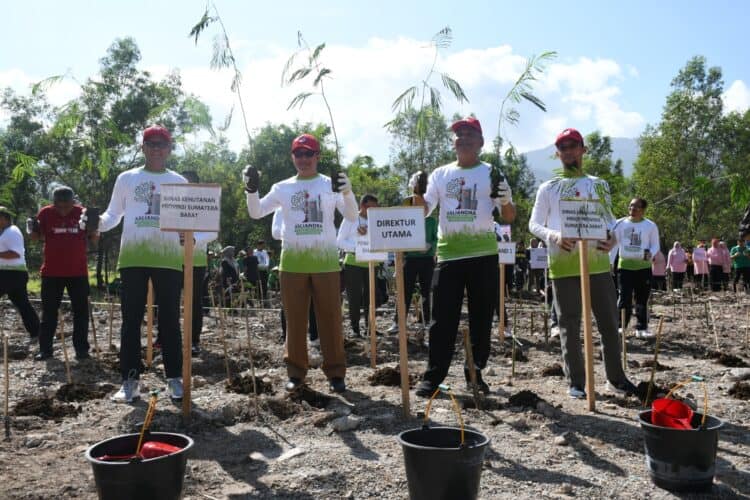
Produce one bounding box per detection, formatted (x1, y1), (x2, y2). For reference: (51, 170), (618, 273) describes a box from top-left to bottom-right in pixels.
(84, 207), (100, 233)
(243, 165), (260, 193)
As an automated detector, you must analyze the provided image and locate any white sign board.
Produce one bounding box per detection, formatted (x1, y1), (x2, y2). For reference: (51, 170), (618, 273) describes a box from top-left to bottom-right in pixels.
(367, 207), (426, 252)
(560, 200), (608, 240)
(497, 242), (516, 264)
(495, 224), (512, 242)
(160, 184), (222, 232)
(355, 235), (387, 262)
(529, 247), (548, 269)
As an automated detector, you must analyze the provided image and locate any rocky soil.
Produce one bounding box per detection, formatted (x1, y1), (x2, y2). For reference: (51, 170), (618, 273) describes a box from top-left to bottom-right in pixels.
(0, 286), (748, 499)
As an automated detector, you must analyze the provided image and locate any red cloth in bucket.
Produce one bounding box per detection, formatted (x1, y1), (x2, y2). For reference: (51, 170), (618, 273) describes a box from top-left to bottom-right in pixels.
(651, 398), (694, 429)
(140, 441), (182, 458)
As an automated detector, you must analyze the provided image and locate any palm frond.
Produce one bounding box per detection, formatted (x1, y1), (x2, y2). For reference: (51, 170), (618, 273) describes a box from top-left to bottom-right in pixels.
(219, 106), (234, 132)
(432, 26), (453, 49)
(188, 9), (216, 45)
(287, 92), (313, 111)
(31, 75), (65, 96)
(440, 73), (469, 104)
(312, 68), (332, 87)
(311, 43), (326, 62)
(391, 86), (418, 112)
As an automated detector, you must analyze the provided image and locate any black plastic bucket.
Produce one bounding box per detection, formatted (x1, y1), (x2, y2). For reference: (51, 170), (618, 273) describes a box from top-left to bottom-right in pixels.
(85, 432), (194, 500)
(397, 426), (490, 500)
(638, 410), (723, 492)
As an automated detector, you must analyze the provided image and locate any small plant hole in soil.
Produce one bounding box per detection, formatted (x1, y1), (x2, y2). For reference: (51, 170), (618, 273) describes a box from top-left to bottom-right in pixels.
(368, 366), (416, 387)
(13, 397), (80, 420)
(56, 383), (115, 402)
(729, 381), (750, 400)
(541, 363), (564, 377)
(226, 375), (272, 395)
(507, 389), (541, 409)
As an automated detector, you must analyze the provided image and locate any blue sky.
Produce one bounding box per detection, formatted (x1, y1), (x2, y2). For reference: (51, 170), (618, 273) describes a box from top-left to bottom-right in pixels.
(3, 1), (749, 164)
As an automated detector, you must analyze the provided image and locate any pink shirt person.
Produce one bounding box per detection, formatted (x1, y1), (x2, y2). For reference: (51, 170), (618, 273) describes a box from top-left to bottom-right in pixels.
(693, 244), (708, 275)
(667, 242), (687, 273)
(651, 249), (666, 276)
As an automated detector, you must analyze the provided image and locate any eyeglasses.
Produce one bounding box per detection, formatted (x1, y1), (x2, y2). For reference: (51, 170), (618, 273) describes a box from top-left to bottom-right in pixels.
(557, 143), (580, 152)
(628, 204), (643, 209)
(144, 141), (171, 150)
(293, 150), (317, 158)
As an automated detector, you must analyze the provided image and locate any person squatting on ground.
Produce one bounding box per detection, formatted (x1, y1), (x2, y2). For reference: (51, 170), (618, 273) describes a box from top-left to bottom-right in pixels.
(529, 127), (637, 400)
(337, 194), (379, 338)
(29, 186), (98, 361)
(611, 197), (660, 338)
(387, 171), (437, 338)
(415, 117), (516, 398)
(0, 206), (40, 341)
(90, 125), (187, 403)
(667, 241), (687, 290)
(245, 133), (358, 394)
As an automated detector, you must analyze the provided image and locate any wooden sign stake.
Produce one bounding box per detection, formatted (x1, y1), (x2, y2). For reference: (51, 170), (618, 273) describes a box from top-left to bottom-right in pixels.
(499, 264), (506, 341)
(182, 231), (195, 421)
(88, 299), (100, 359)
(395, 252), (410, 417)
(578, 241), (595, 412)
(368, 261), (377, 368)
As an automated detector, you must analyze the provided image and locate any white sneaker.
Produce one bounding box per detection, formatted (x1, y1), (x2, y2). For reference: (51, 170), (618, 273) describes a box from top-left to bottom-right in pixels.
(504, 327), (513, 339)
(386, 322), (399, 334)
(618, 327), (623, 334)
(550, 326), (561, 339)
(168, 377), (184, 401)
(309, 338), (320, 349)
(111, 380), (140, 403)
(636, 329), (654, 339)
(568, 386), (586, 399)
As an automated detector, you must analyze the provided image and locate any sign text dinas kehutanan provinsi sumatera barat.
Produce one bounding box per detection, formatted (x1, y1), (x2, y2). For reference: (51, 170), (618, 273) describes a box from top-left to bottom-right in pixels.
(559, 200), (607, 240)
(159, 184), (222, 232)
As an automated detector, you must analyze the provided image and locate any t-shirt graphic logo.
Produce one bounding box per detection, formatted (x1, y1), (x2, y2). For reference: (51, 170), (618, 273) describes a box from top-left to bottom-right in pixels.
(446, 177), (478, 210)
(291, 190), (323, 223)
(134, 181), (160, 215)
(627, 229), (642, 247)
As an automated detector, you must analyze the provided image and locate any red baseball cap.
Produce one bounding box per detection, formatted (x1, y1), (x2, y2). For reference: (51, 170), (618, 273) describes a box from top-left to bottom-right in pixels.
(555, 128), (584, 147)
(451, 117), (482, 135)
(291, 133), (320, 153)
(143, 125), (172, 143)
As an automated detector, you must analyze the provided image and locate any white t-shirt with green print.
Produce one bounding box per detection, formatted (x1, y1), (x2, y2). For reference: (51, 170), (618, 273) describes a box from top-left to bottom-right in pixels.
(99, 166), (187, 271)
(424, 161), (504, 262)
(247, 174), (354, 273)
(529, 174), (615, 279)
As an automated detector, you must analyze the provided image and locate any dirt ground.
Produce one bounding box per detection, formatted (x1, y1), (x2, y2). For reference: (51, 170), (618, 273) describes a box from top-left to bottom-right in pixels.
(0, 285), (749, 499)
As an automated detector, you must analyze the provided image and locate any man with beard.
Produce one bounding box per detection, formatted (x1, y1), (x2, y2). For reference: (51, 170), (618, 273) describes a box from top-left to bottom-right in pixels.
(529, 128), (637, 400)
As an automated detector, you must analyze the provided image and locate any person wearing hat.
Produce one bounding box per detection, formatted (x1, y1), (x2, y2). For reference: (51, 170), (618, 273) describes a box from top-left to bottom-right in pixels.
(414, 117), (515, 397)
(244, 133), (357, 393)
(86, 125), (187, 403)
(0, 206), (40, 341)
(529, 128), (637, 400)
(28, 186), (99, 361)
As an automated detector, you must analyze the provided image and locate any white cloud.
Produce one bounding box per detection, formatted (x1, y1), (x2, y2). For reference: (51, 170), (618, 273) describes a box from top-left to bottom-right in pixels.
(2, 40), (645, 163)
(723, 80), (750, 114)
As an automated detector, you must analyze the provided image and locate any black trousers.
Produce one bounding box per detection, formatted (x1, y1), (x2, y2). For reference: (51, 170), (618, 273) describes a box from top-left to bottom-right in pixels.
(396, 256), (434, 324)
(39, 276), (89, 355)
(344, 264), (370, 333)
(423, 255), (498, 385)
(671, 271), (685, 289)
(258, 270), (269, 302)
(618, 268), (651, 330)
(0, 270), (39, 338)
(709, 265), (723, 292)
(734, 267), (750, 292)
(119, 267), (182, 381)
(191, 267), (206, 346)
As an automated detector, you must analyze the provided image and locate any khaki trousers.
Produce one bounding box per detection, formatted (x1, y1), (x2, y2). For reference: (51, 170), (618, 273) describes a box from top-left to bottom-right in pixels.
(280, 271), (346, 380)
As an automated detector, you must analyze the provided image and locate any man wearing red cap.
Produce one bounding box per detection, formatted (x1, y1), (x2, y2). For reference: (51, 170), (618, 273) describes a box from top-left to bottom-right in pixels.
(87, 125), (189, 403)
(529, 128), (637, 400)
(244, 133), (357, 393)
(415, 117), (515, 397)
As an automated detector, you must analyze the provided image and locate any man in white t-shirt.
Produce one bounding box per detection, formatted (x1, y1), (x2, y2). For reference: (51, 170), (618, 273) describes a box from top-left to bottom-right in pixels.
(90, 125), (187, 403)
(0, 206), (39, 340)
(245, 133), (357, 393)
(610, 197), (660, 338)
(415, 117), (515, 397)
(529, 128), (636, 400)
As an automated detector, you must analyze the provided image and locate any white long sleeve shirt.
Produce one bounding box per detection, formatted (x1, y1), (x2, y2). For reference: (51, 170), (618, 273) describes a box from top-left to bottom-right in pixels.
(529, 174), (615, 279)
(99, 166), (187, 271)
(611, 217), (660, 271)
(246, 173), (357, 273)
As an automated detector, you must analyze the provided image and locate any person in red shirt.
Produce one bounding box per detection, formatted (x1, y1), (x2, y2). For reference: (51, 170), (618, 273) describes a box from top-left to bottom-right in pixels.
(29, 186), (98, 360)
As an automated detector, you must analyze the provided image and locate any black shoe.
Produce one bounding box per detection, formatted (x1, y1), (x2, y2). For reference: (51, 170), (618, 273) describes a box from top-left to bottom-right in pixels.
(285, 378), (303, 392)
(75, 351), (91, 360)
(329, 377), (346, 393)
(34, 351), (53, 361)
(464, 369), (490, 394)
(191, 344), (201, 356)
(606, 379), (638, 396)
(415, 380), (438, 398)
